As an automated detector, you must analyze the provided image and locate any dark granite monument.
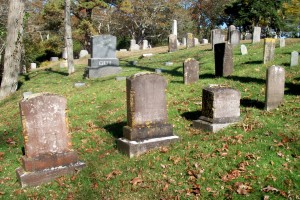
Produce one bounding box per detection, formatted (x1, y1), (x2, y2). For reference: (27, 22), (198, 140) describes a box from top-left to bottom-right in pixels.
(214, 43), (233, 77)
(86, 35), (121, 78)
(117, 73), (179, 157)
(16, 93), (85, 187)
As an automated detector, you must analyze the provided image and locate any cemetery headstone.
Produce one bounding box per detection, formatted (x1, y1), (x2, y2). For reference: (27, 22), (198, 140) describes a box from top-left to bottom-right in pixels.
(265, 66), (285, 111)
(211, 29), (223, 51)
(62, 47), (67, 59)
(74, 82), (86, 87)
(193, 38), (199, 46)
(252, 26), (261, 43)
(168, 34), (178, 52)
(240, 44), (248, 55)
(214, 43), (233, 77)
(165, 62), (173, 66)
(86, 35), (121, 78)
(245, 33), (252, 40)
(115, 76), (127, 81)
(182, 37), (187, 46)
(16, 93), (85, 187)
(30, 63), (36, 70)
(279, 38), (285, 48)
(129, 39), (140, 51)
(290, 51), (299, 67)
(50, 57), (59, 62)
(186, 33), (194, 48)
(202, 39), (208, 44)
(155, 68), (162, 74)
(193, 85), (241, 132)
(79, 50), (89, 58)
(172, 20), (177, 36)
(227, 25), (236, 41)
(263, 38), (276, 64)
(183, 58), (199, 84)
(117, 73), (179, 157)
(230, 30), (240, 46)
(142, 40), (149, 50)
(142, 53), (153, 58)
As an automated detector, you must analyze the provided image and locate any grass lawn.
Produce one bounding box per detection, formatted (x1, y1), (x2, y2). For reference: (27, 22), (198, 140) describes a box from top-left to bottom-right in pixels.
(0, 39), (299, 199)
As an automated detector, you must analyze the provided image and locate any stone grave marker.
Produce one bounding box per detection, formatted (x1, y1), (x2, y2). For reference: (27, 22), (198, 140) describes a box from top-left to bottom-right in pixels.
(129, 39), (140, 51)
(227, 25), (236, 41)
(142, 40), (149, 50)
(186, 33), (194, 48)
(265, 66), (285, 111)
(279, 38), (285, 48)
(182, 37), (186, 46)
(202, 39), (208, 44)
(79, 50), (89, 58)
(211, 29), (223, 51)
(230, 30), (240, 46)
(193, 38), (199, 46)
(165, 62), (173, 66)
(252, 26), (261, 43)
(291, 51), (299, 67)
(263, 38), (276, 64)
(240, 44), (248, 55)
(117, 73), (179, 157)
(193, 85), (241, 132)
(87, 35), (121, 78)
(214, 43), (233, 77)
(168, 34), (178, 52)
(183, 58), (199, 84)
(245, 33), (252, 40)
(30, 63), (36, 70)
(16, 93), (85, 187)
(50, 57), (59, 62)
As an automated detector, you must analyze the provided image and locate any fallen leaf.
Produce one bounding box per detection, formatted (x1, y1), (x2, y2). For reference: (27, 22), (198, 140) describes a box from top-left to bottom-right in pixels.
(277, 152), (284, 158)
(0, 152), (4, 160)
(160, 146), (169, 153)
(191, 183), (201, 195)
(222, 170), (241, 182)
(234, 182), (252, 195)
(130, 177), (143, 186)
(162, 183), (169, 191)
(263, 195), (269, 200)
(106, 170), (122, 180)
(262, 185), (279, 193)
(0, 191), (4, 195)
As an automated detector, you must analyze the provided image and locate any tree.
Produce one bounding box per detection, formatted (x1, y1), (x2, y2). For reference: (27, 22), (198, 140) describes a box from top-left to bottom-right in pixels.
(224, 0), (288, 34)
(282, 0), (300, 34)
(65, 0), (74, 74)
(0, 0), (25, 100)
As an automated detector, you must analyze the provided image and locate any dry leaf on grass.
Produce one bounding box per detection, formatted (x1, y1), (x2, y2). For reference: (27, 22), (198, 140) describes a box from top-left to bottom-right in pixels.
(130, 177), (143, 186)
(222, 169), (241, 182)
(262, 185), (279, 193)
(234, 182), (252, 195)
(106, 170), (122, 180)
(162, 183), (169, 191)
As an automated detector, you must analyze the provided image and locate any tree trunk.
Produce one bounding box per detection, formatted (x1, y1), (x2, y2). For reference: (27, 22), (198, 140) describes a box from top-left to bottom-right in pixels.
(65, 0), (74, 75)
(0, 0), (25, 100)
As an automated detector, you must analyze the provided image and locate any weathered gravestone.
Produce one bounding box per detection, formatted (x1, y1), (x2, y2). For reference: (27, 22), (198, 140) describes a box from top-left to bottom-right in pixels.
(193, 38), (199, 46)
(214, 43), (233, 77)
(211, 29), (224, 51)
(202, 39), (208, 44)
(168, 34), (178, 52)
(16, 93), (85, 187)
(30, 63), (37, 70)
(117, 73), (179, 157)
(230, 30), (240, 46)
(182, 37), (187, 46)
(252, 26), (261, 43)
(129, 39), (140, 51)
(50, 57), (59, 62)
(193, 85), (241, 133)
(87, 35), (121, 78)
(290, 51), (299, 67)
(227, 25), (236, 41)
(245, 33), (252, 40)
(279, 38), (285, 48)
(79, 50), (89, 58)
(265, 66), (285, 111)
(240, 44), (248, 55)
(142, 40), (149, 50)
(186, 33), (194, 48)
(183, 58), (199, 84)
(263, 38), (276, 64)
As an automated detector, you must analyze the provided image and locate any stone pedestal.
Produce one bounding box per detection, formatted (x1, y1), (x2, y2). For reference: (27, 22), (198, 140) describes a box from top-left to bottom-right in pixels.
(193, 85), (241, 133)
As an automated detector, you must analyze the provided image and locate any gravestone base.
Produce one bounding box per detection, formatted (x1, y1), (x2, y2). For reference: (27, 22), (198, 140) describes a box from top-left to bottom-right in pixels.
(16, 161), (85, 188)
(117, 136), (179, 158)
(123, 123), (173, 141)
(193, 119), (235, 133)
(87, 58), (121, 78)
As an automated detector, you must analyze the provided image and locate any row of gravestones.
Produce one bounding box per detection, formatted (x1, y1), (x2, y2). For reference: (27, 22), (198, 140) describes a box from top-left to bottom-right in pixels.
(17, 57), (286, 187)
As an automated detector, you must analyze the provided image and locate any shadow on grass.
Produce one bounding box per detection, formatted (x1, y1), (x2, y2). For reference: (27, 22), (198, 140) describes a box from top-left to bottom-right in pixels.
(225, 75), (265, 84)
(285, 82), (300, 95)
(240, 98), (264, 109)
(45, 68), (69, 76)
(282, 62), (290, 67)
(243, 60), (263, 65)
(181, 110), (202, 121)
(199, 73), (215, 79)
(104, 121), (127, 138)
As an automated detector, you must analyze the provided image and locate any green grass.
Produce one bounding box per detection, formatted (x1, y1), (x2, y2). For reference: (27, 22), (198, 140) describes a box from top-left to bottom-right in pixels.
(0, 39), (299, 199)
